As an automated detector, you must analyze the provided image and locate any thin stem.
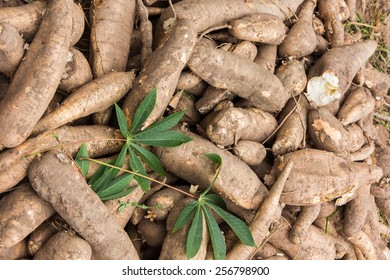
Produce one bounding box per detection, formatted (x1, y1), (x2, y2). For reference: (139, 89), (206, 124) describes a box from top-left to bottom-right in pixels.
(80, 157), (199, 199)
(168, 0), (176, 20)
(261, 100), (299, 145)
(202, 164), (221, 197)
(345, 21), (377, 29)
(54, 136), (84, 176)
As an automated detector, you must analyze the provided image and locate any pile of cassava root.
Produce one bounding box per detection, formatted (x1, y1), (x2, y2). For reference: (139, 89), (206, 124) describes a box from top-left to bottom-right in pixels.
(0, 0), (389, 260)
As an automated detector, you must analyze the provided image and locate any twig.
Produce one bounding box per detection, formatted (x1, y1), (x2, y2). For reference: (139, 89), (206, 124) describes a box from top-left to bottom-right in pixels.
(374, 112), (390, 122)
(80, 157), (199, 199)
(248, 224), (290, 260)
(168, 0), (176, 20)
(53, 136), (84, 176)
(261, 102), (299, 145)
(345, 21), (377, 29)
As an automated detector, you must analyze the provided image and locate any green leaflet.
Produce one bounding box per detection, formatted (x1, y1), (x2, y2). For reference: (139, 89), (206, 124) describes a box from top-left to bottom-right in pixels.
(75, 143), (89, 177)
(100, 186), (137, 201)
(129, 88), (157, 134)
(203, 206), (226, 260)
(203, 194), (226, 210)
(186, 206), (204, 259)
(141, 110), (186, 134)
(206, 203), (255, 247)
(115, 103), (129, 138)
(97, 173), (134, 198)
(130, 143), (166, 176)
(128, 146), (150, 192)
(173, 201), (198, 232)
(132, 130), (192, 147)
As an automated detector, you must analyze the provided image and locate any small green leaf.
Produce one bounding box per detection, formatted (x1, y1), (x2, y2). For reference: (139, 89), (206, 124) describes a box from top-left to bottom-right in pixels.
(173, 201), (197, 232)
(130, 143), (166, 176)
(100, 186), (137, 201)
(91, 170), (111, 193)
(75, 144), (89, 177)
(203, 194), (226, 210)
(117, 200), (131, 213)
(204, 153), (222, 166)
(133, 130), (192, 147)
(97, 173), (134, 197)
(118, 204), (127, 213)
(110, 145), (128, 179)
(129, 88), (157, 134)
(128, 146), (150, 192)
(141, 110), (186, 134)
(88, 160), (114, 186)
(115, 103), (129, 138)
(203, 206), (226, 260)
(186, 207), (204, 259)
(207, 203), (255, 247)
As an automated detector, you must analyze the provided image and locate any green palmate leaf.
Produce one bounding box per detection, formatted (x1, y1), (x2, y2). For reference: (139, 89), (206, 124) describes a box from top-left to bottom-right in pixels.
(204, 153), (222, 166)
(100, 186), (137, 201)
(90, 169), (112, 193)
(203, 194), (226, 210)
(115, 103), (129, 138)
(129, 87), (157, 134)
(132, 130), (192, 147)
(110, 145), (128, 179)
(173, 201), (198, 232)
(141, 110), (186, 134)
(130, 143), (166, 176)
(186, 206), (204, 259)
(202, 206), (226, 260)
(75, 144), (89, 177)
(128, 146), (150, 192)
(207, 203), (255, 247)
(97, 173), (135, 197)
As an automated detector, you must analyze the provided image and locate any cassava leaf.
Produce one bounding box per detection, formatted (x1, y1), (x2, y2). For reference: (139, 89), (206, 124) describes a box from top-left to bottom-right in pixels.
(75, 143), (89, 177)
(207, 203), (255, 247)
(186, 206), (204, 259)
(115, 103), (129, 138)
(173, 201), (198, 232)
(87, 159), (115, 186)
(100, 186), (137, 201)
(91, 170), (112, 193)
(129, 87), (157, 134)
(132, 130), (192, 147)
(130, 143), (166, 176)
(203, 194), (227, 210)
(128, 146), (150, 192)
(204, 153), (222, 166)
(140, 110), (186, 134)
(203, 206), (226, 260)
(97, 173), (134, 197)
(110, 145), (128, 179)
